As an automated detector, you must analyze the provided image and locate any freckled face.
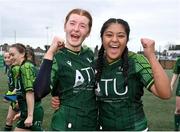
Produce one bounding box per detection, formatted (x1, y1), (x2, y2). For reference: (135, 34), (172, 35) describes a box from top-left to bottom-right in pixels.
(64, 14), (90, 51)
(102, 23), (128, 63)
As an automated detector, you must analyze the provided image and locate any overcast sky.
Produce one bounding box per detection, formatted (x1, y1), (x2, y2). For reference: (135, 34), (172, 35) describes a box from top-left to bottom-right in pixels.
(0, 0), (180, 52)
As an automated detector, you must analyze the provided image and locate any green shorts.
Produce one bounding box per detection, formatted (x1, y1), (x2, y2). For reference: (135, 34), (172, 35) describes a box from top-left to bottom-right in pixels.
(16, 103), (44, 131)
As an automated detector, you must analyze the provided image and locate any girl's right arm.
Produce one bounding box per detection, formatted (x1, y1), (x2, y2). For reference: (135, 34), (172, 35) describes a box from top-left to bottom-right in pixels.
(34, 36), (64, 100)
(44, 36), (64, 60)
(34, 59), (53, 100)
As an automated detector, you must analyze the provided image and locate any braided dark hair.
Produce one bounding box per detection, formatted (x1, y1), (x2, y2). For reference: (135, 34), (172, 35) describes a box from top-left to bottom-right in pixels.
(122, 46), (129, 88)
(95, 18), (130, 89)
(95, 45), (104, 85)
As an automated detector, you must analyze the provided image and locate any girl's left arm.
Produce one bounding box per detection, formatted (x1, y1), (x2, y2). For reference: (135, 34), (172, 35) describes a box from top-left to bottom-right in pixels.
(148, 54), (171, 99)
(141, 38), (171, 99)
(24, 91), (34, 127)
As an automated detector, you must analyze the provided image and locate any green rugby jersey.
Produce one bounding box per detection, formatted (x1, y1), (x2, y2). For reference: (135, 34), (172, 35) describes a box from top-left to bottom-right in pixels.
(16, 61), (43, 130)
(96, 52), (154, 131)
(173, 58), (180, 96)
(173, 58), (180, 74)
(50, 47), (98, 131)
(11, 65), (20, 90)
(16, 61), (37, 99)
(7, 65), (20, 92)
(7, 66), (15, 92)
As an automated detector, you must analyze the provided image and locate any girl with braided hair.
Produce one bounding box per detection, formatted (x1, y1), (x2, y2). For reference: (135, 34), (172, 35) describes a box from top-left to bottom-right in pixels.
(94, 18), (171, 131)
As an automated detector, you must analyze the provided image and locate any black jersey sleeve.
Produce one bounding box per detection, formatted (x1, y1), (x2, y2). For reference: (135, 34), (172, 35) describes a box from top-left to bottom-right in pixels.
(34, 59), (53, 100)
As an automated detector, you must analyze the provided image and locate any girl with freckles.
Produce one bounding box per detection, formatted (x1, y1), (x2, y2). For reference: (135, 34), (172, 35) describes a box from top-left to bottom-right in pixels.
(34, 8), (98, 131)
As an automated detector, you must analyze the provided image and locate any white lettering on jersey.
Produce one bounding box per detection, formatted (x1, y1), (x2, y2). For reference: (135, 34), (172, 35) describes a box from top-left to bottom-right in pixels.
(81, 67), (94, 82)
(101, 78), (128, 96)
(73, 70), (84, 87)
(101, 79), (113, 96)
(113, 78), (128, 95)
(73, 67), (94, 89)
